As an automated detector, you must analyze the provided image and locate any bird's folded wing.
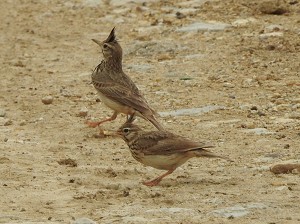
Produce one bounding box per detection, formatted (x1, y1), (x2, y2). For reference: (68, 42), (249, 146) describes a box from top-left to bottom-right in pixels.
(137, 132), (214, 156)
(95, 82), (154, 115)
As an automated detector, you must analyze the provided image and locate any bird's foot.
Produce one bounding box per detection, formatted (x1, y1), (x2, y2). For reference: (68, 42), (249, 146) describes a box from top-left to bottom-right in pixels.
(85, 120), (102, 128)
(142, 178), (162, 187)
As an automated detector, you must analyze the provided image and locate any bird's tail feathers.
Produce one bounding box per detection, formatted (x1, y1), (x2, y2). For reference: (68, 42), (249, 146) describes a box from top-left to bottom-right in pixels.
(195, 149), (233, 162)
(126, 112), (165, 131)
(147, 115), (165, 131)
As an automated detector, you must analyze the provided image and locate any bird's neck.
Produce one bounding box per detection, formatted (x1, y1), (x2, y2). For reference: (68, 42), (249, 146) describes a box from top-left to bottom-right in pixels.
(126, 132), (140, 147)
(104, 56), (123, 72)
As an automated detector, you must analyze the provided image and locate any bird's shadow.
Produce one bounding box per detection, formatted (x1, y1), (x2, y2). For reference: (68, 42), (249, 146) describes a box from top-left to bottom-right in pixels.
(146, 176), (230, 188)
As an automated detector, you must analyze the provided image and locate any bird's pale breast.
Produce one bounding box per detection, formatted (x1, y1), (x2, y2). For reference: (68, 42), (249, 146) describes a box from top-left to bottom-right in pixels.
(132, 152), (191, 170)
(97, 91), (135, 114)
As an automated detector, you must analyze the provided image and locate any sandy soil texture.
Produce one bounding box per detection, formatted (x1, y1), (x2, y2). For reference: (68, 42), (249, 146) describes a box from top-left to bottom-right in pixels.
(0, 0), (299, 223)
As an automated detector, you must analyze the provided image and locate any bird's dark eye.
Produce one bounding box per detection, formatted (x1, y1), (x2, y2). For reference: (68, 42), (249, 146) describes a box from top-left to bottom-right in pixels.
(103, 43), (109, 49)
(123, 128), (130, 133)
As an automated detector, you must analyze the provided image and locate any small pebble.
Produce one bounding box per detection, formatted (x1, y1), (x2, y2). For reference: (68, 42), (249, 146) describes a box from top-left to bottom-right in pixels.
(291, 104), (300, 110)
(42, 96), (54, 105)
(72, 218), (96, 224)
(259, 0), (288, 15)
(157, 54), (173, 61)
(270, 164), (300, 174)
(240, 122), (256, 129)
(250, 106), (258, 110)
(176, 11), (186, 19)
(0, 118), (10, 126)
(291, 98), (300, 104)
(13, 60), (25, 67)
(242, 78), (258, 87)
(78, 107), (88, 117)
(105, 183), (120, 190)
(4, 119), (12, 126)
(0, 109), (6, 117)
(57, 158), (77, 167)
(271, 93), (282, 99)
(257, 111), (266, 116)
(223, 82), (235, 88)
(288, 112), (300, 119)
(19, 120), (26, 126)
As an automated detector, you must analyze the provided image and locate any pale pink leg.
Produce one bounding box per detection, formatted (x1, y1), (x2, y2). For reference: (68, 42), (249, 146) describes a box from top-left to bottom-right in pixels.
(143, 169), (175, 187)
(86, 111), (118, 127)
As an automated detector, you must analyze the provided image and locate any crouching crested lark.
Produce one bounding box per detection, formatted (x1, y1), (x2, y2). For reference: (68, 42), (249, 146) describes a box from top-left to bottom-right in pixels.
(88, 27), (164, 130)
(117, 117), (231, 186)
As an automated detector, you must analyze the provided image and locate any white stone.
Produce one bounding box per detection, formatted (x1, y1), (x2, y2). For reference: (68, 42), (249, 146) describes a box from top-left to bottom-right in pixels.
(259, 32), (283, 39)
(276, 186), (288, 191)
(177, 22), (231, 32)
(265, 24), (284, 32)
(273, 118), (294, 124)
(178, 0), (207, 7)
(81, 0), (103, 7)
(210, 203), (267, 218)
(146, 207), (195, 214)
(242, 128), (275, 135)
(232, 18), (257, 27)
(159, 105), (225, 117)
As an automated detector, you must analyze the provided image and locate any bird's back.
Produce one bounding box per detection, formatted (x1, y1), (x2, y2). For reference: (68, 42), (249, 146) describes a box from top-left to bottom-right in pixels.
(92, 61), (140, 94)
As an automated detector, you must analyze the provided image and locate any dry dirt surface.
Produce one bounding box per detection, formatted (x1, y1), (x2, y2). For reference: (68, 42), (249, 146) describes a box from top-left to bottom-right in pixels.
(1, 0), (300, 223)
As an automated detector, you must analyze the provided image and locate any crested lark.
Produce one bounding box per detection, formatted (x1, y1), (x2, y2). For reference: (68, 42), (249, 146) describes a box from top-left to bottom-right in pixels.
(117, 117), (231, 187)
(88, 28), (164, 130)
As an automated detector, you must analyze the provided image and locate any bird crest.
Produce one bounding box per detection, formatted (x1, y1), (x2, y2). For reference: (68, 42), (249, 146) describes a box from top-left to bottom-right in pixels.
(126, 114), (136, 124)
(104, 27), (117, 43)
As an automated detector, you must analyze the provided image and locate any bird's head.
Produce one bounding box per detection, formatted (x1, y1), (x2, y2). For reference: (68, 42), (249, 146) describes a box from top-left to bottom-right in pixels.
(116, 116), (142, 142)
(92, 27), (123, 62)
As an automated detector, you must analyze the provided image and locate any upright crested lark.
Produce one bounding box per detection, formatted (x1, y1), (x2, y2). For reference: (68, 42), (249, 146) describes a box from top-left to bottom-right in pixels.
(117, 117), (231, 186)
(88, 28), (164, 130)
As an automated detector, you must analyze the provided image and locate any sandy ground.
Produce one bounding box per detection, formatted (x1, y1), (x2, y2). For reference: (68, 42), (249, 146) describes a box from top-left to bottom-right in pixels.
(0, 0), (300, 223)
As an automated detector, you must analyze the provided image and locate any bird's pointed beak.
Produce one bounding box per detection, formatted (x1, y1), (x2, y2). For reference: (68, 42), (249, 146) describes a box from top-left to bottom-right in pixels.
(115, 130), (123, 137)
(92, 39), (102, 46)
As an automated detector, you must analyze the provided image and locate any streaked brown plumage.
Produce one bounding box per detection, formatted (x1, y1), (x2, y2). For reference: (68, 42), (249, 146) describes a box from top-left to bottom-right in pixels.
(117, 117), (230, 186)
(88, 28), (164, 130)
